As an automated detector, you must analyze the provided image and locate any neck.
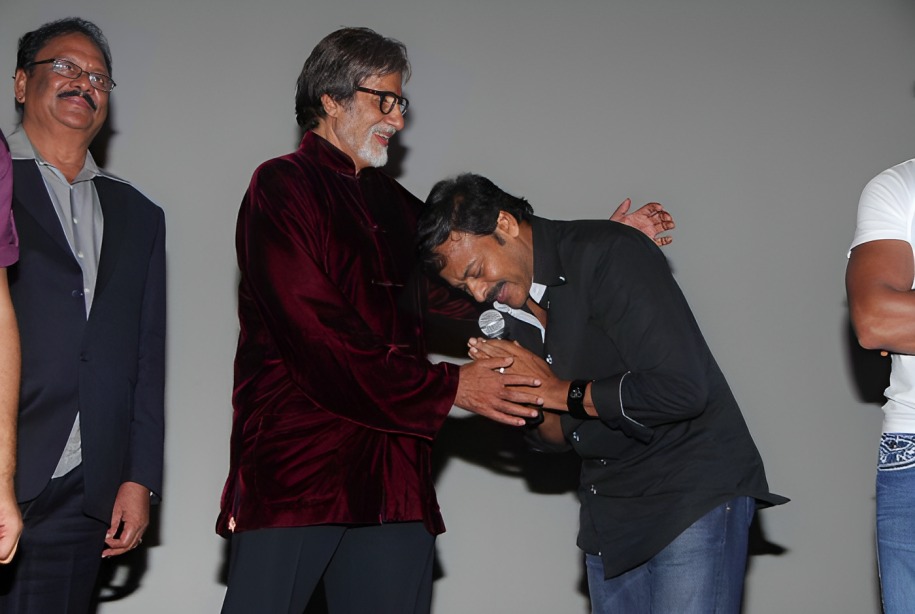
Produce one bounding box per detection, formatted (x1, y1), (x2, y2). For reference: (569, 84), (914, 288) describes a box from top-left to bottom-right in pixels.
(22, 118), (94, 183)
(526, 296), (548, 328)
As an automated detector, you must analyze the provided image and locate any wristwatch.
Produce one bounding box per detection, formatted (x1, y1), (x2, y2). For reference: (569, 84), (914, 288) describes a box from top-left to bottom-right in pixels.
(566, 380), (591, 420)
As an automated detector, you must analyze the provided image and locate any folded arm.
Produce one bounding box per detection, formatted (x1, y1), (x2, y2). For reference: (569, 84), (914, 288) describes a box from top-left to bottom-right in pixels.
(847, 239), (915, 354)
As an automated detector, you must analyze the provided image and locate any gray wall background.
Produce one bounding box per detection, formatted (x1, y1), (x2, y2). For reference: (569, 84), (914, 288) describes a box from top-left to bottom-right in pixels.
(1, 0), (913, 612)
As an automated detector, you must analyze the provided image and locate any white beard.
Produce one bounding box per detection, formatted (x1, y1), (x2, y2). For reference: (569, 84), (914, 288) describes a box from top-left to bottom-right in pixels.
(358, 136), (389, 168)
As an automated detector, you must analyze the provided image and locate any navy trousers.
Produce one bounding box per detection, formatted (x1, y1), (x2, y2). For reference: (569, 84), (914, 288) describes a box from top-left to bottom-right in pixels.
(0, 466), (109, 614)
(222, 522), (436, 614)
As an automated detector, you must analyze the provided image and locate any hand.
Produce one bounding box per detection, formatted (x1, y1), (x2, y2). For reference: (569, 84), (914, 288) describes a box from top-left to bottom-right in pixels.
(468, 338), (554, 381)
(468, 338), (567, 409)
(610, 199), (675, 246)
(0, 486), (21, 564)
(103, 481), (150, 557)
(455, 357), (543, 427)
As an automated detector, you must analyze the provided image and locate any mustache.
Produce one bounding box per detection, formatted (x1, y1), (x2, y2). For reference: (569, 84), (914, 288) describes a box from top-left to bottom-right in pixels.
(58, 89), (97, 111)
(484, 282), (505, 304)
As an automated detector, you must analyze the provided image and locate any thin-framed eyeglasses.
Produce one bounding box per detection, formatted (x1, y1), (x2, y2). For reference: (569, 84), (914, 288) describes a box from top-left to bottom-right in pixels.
(355, 86), (408, 116)
(25, 58), (116, 92)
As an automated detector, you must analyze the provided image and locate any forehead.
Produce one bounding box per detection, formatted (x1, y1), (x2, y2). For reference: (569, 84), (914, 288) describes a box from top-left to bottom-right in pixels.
(37, 33), (107, 70)
(436, 232), (492, 280)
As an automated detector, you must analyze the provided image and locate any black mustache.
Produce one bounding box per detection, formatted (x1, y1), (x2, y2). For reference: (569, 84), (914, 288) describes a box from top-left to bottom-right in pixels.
(485, 282), (505, 304)
(58, 89), (97, 111)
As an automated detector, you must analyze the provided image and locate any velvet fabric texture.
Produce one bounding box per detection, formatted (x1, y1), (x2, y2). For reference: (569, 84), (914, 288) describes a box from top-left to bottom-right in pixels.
(217, 133), (461, 537)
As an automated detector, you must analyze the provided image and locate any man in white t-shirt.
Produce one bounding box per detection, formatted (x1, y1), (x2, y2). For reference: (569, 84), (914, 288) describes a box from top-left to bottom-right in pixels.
(847, 158), (915, 614)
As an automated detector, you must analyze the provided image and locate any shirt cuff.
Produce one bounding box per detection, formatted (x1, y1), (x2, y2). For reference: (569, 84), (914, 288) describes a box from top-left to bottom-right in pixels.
(591, 371), (653, 443)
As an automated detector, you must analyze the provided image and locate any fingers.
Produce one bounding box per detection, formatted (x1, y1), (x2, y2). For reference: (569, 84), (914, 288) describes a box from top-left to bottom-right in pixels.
(500, 373), (542, 388)
(484, 409), (530, 427)
(609, 198), (632, 221)
(481, 398), (544, 426)
(103, 526), (145, 557)
(0, 538), (18, 564)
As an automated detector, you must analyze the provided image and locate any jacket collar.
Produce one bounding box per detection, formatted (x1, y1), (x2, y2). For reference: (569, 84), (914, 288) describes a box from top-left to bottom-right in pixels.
(530, 217), (568, 290)
(299, 131), (364, 177)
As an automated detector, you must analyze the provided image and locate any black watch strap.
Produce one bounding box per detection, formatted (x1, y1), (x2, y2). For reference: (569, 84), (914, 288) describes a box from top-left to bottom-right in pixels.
(566, 380), (591, 419)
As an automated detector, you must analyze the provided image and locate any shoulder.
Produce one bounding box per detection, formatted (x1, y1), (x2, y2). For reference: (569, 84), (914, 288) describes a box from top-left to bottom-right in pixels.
(553, 218), (658, 255)
(861, 159), (915, 208)
(546, 219), (669, 289)
(252, 151), (304, 179)
(94, 174), (163, 218)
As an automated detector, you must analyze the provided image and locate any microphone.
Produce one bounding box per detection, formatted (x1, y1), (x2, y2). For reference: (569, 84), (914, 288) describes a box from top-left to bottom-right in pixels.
(478, 309), (506, 339)
(478, 308), (543, 427)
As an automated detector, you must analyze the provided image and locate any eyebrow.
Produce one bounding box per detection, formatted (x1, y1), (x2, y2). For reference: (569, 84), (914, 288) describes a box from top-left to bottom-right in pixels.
(460, 259), (478, 281)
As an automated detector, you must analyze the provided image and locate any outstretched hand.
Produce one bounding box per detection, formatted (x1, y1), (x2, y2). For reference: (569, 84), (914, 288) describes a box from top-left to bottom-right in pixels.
(610, 199), (675, 246)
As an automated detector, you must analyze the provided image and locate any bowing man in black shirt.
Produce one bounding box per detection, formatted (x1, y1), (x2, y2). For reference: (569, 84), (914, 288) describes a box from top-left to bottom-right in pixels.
(416, 173), (786, 614)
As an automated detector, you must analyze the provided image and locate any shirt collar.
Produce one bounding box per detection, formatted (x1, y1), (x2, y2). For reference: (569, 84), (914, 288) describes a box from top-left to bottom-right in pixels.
(529, 282), (547, 304)
(7, 128), (127, 185)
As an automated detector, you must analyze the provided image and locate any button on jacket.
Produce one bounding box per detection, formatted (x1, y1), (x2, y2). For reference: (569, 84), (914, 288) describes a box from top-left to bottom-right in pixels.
(218, 133), (464, 537)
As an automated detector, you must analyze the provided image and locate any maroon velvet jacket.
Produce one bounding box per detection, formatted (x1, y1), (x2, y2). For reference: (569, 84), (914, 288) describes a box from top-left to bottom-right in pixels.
(217, 132), (462, 537)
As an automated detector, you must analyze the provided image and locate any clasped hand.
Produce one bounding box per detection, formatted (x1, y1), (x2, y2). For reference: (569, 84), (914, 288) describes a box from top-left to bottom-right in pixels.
(468, 338), (566, 411)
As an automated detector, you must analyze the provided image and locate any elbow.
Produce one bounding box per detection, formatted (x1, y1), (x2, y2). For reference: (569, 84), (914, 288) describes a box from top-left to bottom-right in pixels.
(665, 375), (709, 417)
(679, 380), (709, 415)
(850, 307), (891, 351)
(854, 324), (886, 351)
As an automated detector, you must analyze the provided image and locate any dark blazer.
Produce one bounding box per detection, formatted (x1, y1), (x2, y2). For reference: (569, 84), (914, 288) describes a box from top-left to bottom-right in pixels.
(9, 159), (165, 522)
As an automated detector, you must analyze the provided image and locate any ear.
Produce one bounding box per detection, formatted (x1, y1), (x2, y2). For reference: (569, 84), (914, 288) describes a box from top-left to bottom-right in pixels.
(496, 211), (520, 238)
(13, 69), (27, 105)
(320, 93), (343, 118)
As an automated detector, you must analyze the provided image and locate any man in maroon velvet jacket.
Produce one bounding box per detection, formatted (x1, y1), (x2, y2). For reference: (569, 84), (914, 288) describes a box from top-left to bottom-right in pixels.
(218, 27), (674, 614)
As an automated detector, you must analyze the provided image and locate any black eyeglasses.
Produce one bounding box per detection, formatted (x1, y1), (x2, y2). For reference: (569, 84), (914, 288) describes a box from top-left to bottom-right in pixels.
(355, 86), (409, 116)
(26, 58), (116, 92)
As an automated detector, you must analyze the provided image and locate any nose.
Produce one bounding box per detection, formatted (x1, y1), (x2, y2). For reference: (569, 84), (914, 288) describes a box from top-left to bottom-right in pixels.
(69, 69), (92, 91)
(385, 105), (405, 131)
(466, 280), (488, 304)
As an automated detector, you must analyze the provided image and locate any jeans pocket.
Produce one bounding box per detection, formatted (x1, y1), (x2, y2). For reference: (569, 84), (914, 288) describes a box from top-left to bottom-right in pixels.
(878, 433), (915, 471)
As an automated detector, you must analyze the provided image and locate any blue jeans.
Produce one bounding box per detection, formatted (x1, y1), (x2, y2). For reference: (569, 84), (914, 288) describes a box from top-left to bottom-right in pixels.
(877, 433), (915, 614)
(586, 496), (754, 614)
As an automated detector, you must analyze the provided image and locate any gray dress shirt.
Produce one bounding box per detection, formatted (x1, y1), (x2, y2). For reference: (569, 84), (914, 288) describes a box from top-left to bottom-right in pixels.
(8, 129), (120, 478)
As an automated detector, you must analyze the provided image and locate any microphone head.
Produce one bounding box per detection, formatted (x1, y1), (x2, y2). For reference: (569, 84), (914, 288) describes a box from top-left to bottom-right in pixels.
(478, 309), (506, 339)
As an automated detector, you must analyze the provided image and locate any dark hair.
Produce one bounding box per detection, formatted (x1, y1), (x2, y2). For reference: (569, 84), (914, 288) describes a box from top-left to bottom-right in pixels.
(17, 17), (112, 73)
(417, 173), (534, 273)
(294, 27), (411, 130)
(16, 17), (112, 113)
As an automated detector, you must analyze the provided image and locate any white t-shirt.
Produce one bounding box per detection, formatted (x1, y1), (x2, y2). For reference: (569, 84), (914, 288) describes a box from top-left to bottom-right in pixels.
(850, 158), (915, 433)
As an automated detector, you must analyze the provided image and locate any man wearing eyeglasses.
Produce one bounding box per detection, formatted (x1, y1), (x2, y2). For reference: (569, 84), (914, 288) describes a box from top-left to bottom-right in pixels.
(0, 17), (165, 613)
(217, 26), (672, 613)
